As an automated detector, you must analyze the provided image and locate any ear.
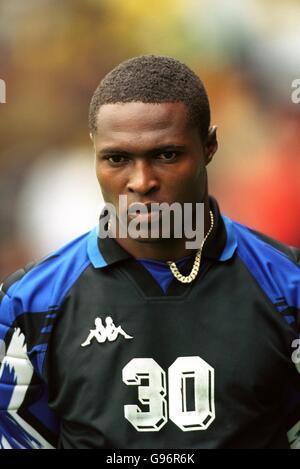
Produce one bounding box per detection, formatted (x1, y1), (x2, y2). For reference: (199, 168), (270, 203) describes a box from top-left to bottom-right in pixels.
(90, 132), (96, 152)
(204, 126), (218, 166)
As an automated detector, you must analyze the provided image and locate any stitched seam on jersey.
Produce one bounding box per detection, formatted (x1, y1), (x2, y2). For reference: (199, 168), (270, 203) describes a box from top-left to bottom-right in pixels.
(39, 259), (91, 378)
(237, 223), (300, 268)
(237, 254), (298, 328)
(2, 260), (91, 380)
(248, 228), (300, 267)
(51, 258), (91, 309)
(235, 226), (299, 315)
(7, 258), (91, 314)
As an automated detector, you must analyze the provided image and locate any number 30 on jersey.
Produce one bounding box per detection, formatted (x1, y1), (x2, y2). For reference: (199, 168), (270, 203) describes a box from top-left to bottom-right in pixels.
(122, 356), (215, 432)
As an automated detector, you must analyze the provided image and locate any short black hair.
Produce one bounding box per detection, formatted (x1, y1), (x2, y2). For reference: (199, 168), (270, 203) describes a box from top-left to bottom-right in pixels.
(89, 55), (211, 141)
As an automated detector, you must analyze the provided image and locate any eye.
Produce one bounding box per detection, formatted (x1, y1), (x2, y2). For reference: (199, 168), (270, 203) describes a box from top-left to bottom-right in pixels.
(107, 155), (128, 165)
(156, 151), (178, 162)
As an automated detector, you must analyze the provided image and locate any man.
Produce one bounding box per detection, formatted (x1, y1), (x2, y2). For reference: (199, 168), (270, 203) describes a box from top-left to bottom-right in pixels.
(0, 55), (300, 449)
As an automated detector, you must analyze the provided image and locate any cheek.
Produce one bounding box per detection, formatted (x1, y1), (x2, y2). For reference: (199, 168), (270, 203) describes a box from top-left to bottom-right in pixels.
(172, 166), (207, 200)
(95, 167), (127, 210)
(95, 168), (115, 202)
(172, 160), (205, 186)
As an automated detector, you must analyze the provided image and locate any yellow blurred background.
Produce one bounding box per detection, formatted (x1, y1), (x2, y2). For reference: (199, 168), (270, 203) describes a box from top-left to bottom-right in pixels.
(0, 0), (300, 279)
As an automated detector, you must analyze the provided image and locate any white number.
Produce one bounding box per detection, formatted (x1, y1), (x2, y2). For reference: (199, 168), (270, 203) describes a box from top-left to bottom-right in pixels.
(122, 356), (215, 432)
(122, 358), (167, 431)
(168, 356), (215, 431)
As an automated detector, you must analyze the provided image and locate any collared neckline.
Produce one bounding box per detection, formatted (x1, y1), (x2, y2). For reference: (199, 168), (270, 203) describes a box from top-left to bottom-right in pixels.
(87, 197), (237, 269)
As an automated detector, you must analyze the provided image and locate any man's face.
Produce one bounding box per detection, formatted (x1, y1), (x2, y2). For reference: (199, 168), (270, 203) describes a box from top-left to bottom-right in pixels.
(93, 101), (217, 237)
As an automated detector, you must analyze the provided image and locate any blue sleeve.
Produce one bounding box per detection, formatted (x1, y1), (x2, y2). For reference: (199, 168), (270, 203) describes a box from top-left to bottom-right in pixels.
(233, 222), (300, 448)
(0, 284), (58, 449)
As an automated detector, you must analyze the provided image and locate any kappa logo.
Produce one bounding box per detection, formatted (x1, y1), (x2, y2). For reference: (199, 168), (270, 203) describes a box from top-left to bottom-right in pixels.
(81, 316), (133, 347)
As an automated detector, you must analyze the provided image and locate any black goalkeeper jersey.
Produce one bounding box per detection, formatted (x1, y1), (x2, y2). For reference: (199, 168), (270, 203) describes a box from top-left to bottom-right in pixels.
(0, 197), (300, 449)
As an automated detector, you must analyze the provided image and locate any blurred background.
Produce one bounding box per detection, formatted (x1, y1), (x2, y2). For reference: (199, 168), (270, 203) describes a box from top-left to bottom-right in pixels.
(0, 0), (300, 279)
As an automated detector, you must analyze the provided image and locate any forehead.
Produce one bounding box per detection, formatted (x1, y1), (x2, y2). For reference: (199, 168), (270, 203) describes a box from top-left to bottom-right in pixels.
(94, 102), (199, 148)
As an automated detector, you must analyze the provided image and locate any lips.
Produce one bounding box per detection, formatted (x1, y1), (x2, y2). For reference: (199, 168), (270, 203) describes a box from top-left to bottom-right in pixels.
(127, 202), (162, 221)
(128, 202), (159, 214)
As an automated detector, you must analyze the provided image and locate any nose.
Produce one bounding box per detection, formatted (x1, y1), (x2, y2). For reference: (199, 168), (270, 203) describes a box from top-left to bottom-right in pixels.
(127, 159), (159, 195)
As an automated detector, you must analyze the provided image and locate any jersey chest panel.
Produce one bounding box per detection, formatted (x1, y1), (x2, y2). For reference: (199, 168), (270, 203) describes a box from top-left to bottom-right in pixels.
(45, 260), (293, 448)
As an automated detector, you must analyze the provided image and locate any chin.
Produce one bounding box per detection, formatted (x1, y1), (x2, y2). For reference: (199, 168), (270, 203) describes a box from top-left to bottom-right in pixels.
(129, 230), (178, 244)
(130, 234), (164, 244)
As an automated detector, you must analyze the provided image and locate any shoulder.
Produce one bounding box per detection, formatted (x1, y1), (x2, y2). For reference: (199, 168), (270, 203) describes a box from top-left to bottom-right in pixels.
(226, 218), (300, 316)
(1, 229), (94, 314)
(0, 232), (92, 450)
(230, 219), (300, 268)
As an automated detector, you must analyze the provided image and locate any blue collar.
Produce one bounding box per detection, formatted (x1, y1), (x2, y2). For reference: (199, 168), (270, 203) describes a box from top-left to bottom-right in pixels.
(87, 202), (238, 269)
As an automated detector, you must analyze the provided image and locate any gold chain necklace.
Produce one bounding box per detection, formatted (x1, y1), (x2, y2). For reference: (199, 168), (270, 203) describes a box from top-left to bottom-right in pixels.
(166, 210), (214, 284)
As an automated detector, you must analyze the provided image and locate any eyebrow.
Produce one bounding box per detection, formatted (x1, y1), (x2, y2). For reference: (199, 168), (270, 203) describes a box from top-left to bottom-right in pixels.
(97, 144), (187, 157)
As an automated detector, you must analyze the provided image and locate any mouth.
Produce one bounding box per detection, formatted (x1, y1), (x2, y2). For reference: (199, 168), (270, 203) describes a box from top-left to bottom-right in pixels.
(127, 202), (162, 222)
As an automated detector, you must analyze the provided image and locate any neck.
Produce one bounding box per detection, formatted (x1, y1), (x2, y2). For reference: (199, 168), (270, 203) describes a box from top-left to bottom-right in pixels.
(115, 237), (196, 262)
(113, 196), (212, 262)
